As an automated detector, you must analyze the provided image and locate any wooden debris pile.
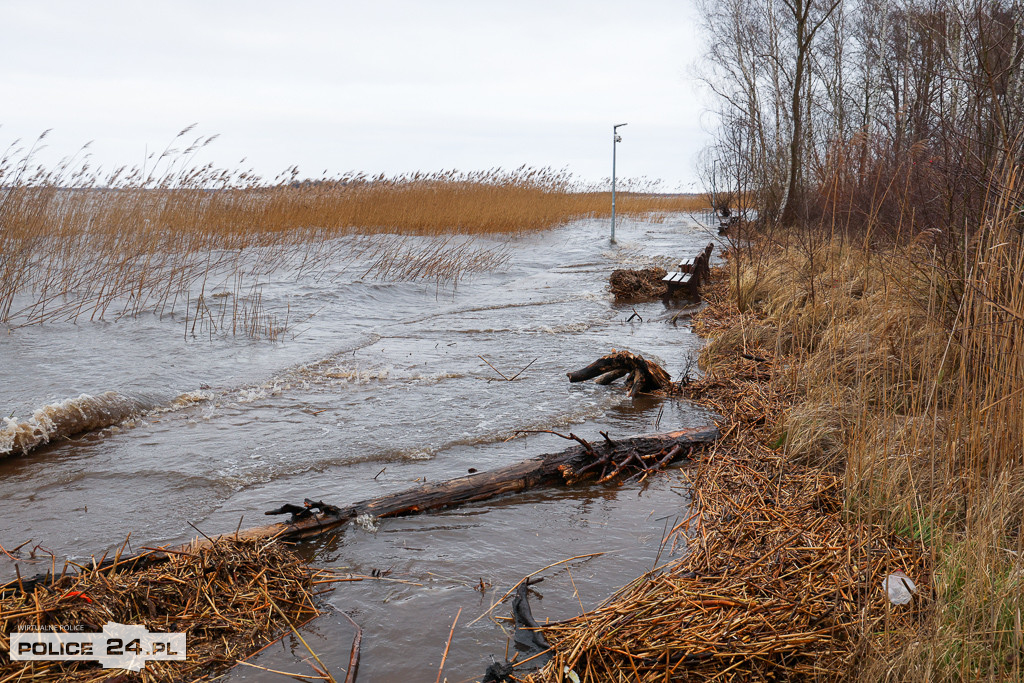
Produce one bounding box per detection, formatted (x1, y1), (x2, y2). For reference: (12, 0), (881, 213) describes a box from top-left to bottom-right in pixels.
(567, 350), (672, 397)
(0, 538), (323, 682)
(526, 286), (929, 682)
(608, 267), (668, 301)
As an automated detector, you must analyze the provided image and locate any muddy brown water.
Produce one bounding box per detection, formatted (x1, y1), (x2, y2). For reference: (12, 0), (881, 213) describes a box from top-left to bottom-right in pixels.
(1, 214), (719, 681)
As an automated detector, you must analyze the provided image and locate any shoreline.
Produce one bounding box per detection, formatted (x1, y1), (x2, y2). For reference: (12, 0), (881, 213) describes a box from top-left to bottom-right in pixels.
(527, 256), (930, 682)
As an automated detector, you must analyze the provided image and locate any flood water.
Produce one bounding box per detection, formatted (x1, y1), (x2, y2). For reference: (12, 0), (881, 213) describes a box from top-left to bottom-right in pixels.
(1, 214), (718, 681)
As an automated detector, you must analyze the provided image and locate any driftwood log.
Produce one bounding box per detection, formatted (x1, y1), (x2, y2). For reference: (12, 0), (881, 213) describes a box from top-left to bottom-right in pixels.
(2, 427), (718, 595)
(250, 426), (716, 542)
(567, 350), (672, 397)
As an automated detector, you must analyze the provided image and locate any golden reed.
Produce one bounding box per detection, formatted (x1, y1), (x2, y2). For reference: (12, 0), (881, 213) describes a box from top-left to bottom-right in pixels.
(0, 130), (706, 336)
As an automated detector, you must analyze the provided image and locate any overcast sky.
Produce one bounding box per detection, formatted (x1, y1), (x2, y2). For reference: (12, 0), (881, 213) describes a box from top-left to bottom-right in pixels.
(2, 0), (711, 190)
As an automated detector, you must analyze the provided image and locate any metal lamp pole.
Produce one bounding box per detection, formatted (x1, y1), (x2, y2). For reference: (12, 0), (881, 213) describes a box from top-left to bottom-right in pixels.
(611, 123), (627, 243)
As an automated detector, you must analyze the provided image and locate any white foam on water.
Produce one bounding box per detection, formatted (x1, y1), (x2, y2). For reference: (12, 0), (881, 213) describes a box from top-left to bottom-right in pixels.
(291, 363), (392, 386)
(355, 513), (380, 533)
(531, 322), (592, 334)
(149, 390), (215, 415)
(403, 448), (436, 461)
(324, 366), (392, 384)
(574, 291), (613, 303)
(0, 392), (146, 457)
(237, 386), (278, 403)
(406, 371), (465, 384)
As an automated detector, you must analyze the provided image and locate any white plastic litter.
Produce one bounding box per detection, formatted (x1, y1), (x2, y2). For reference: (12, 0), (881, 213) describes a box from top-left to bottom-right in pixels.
(883, 571), (917, 605)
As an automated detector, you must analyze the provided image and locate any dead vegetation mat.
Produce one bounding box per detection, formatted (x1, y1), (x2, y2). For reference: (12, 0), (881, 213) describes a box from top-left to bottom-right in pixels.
(608, 267), (668, 301)
(526, 270), (930, 682)
(0, 538), (322, 682)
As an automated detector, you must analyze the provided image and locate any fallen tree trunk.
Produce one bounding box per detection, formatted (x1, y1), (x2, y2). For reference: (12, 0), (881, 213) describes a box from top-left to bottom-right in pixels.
(3, 427), (718, 595)
(567, 350), (672, 397)
(246, 426), (717, 542)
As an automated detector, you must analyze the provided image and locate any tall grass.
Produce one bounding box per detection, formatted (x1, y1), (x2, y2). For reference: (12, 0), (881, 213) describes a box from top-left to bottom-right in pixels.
(713, 163), (1024, 680)
(0, 130), (706, 337)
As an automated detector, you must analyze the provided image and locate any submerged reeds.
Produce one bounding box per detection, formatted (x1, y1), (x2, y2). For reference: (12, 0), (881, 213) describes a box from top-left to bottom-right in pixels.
(0, 130), (706, 338)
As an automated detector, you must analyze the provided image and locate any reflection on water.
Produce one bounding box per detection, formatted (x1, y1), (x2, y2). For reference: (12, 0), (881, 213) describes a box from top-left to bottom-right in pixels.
(1, 214), (719, 681)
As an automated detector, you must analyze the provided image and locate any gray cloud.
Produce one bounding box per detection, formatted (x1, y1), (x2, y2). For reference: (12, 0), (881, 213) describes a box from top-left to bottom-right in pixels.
(1, 0), (709, 189)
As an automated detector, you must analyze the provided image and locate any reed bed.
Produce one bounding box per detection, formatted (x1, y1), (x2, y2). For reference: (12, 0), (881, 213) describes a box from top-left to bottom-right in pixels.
(720, 231), (1024, 680)
(0, 538), (325, 682)
(0, 131), (706, 338)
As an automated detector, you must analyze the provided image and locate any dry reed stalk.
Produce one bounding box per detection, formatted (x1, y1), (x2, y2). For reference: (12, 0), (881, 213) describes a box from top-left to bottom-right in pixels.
(0, 538), (326, 682)
(435, 607), (461, 683)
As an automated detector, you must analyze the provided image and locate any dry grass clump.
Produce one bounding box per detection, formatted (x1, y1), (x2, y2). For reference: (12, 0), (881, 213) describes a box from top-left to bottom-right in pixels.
(0, 130), (707, 338)
(703, 172), (1024, 678)
(698, 322), (783, 373)
(0, 538), (323, 682)
(778, 398), (855, 468)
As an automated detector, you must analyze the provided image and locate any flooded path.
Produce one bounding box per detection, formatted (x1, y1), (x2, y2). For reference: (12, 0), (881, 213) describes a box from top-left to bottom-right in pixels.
(1, 214), (718, 681)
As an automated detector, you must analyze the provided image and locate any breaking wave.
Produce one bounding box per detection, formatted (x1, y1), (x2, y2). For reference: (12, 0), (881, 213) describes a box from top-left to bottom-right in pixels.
(0, 392), (151, 458)
(149, 390), (214, 414)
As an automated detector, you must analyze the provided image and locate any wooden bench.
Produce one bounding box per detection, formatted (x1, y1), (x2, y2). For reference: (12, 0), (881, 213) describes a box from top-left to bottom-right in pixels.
(662, 243), (714, 298)
(719, 215), (740, 235)
(662, 257), (695, 287)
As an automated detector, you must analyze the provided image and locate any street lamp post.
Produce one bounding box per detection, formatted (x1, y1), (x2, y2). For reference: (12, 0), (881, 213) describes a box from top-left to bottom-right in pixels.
(611, 123), (628, 243)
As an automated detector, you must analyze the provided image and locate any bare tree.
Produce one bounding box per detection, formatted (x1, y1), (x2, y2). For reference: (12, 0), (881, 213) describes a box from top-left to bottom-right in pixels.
(778, 0), (844, 225)
(697, 0), (1022, 239)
